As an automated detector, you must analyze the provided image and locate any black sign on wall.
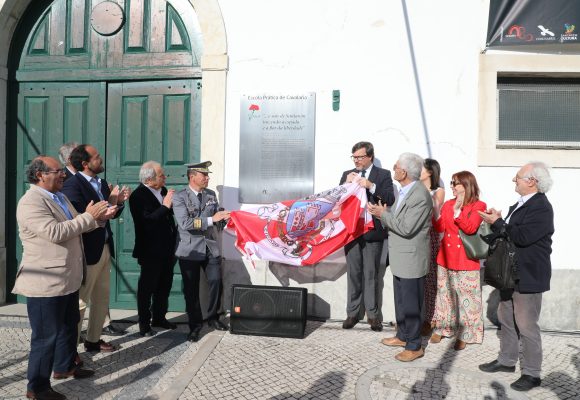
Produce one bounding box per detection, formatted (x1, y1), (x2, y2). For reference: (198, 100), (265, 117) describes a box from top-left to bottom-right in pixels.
(487, 0), (580, 48)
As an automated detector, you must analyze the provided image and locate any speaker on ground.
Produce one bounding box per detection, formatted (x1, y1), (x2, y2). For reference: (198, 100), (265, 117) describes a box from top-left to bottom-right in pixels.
(230, 284), (308, 339)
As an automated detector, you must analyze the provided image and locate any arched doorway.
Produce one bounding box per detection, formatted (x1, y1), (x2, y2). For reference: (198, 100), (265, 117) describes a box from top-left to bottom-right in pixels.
(3, 0), (228, 310)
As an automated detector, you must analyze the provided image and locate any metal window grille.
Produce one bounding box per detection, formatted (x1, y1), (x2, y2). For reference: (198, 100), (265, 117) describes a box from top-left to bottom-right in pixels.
(497, 78), (580, 149)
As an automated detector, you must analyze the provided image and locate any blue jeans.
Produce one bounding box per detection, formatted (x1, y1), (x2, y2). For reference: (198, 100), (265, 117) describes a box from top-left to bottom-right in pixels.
(26, 291), (80, 392)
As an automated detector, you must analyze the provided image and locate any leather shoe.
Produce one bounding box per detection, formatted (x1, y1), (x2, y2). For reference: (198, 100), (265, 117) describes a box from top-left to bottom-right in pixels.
(381, 336), (406, 347)
(510, 375), (541, 391)
(342, 316), (358, 329)
(151, 320), (177, 330)
(84, 339), (116, 353)
(187, 328), (202, 342)
(208, 319), (229, 331)
(101, 324), (126, 336)
(368, 318), (383, 332)
(454, 340), (467, 351)
(430, 333), (442, 343)
(395, 348), (424, 362)
(26, 388), (66, 400)
(478, 359), (516, 373)
(139, 327), (157, 337)
(53, 368), (95, 380)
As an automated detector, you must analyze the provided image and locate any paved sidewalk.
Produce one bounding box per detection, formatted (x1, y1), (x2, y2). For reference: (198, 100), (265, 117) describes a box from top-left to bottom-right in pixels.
(0, 304), (578, 399)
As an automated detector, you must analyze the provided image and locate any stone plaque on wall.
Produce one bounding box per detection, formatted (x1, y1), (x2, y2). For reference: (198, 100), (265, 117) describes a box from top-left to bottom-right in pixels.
(239, 93), (315, 203)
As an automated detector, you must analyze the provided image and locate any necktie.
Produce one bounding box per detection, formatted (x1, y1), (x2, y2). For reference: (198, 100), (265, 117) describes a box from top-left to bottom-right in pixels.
(91, 177), (105, 201)
(53, 193), (73, 219)
(197, 192), (202, 204)
(360, 169), (366, 178)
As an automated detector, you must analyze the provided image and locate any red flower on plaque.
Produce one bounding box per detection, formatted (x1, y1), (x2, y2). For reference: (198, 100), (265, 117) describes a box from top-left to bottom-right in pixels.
(248, 104), (260, 120)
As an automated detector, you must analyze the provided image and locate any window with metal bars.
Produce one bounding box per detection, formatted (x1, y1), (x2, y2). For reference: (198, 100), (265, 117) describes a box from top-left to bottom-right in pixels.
(497, 77), (580, 149)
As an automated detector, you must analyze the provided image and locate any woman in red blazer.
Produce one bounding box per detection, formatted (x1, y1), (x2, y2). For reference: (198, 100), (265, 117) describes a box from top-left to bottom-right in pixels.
(430, 171), (486, 350)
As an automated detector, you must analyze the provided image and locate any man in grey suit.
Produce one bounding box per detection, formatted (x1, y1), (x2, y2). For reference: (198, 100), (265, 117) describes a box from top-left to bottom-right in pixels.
(173, 161), (231, 342)
(368, 152), (432, 362)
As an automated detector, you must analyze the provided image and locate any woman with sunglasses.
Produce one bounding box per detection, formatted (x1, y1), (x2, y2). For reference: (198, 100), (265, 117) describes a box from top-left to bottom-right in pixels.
(430, 171), (486, 350)
(419, 158), (445, 337)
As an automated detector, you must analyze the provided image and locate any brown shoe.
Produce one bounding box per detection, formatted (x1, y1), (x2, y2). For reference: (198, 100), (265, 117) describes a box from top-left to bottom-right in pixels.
(368, 318), (383, 332)
(430, 333), (442, 343)
(395, 348), (425, 362)
(420, 321), (433, 336)
(342, 316), (359, 329)
(454, 340), (467, 351)
(381, 336), (406, 347)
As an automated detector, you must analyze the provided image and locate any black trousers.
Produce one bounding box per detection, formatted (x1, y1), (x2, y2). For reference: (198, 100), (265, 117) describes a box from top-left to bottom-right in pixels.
(393, 275), (425, 351)
(179, 256), (222, 331)
(137, 257), (176, 329)
(26, 291), (79, 393)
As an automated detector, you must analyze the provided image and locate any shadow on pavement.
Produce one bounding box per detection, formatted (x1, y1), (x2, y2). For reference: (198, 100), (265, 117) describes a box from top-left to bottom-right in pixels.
(53, 324), (191, 400)
(542, 344), (580, 399)
(407, 338), (458, 399)
(270, 371), (346, 399)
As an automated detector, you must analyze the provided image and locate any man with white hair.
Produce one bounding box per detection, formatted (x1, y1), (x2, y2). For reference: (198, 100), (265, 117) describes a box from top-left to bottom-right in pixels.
(368, 152), (432, 362)
(58, 142), (79, 179)
(478, 162), (554, 392)
(129, 161), (177, 336)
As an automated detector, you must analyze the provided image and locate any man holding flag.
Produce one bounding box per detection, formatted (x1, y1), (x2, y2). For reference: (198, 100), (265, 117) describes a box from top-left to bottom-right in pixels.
(340, 141), (395, 332)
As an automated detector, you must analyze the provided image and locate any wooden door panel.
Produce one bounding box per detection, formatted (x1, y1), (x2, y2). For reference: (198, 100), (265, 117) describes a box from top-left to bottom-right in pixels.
(106, 79), (201, 311)
(15, 82), (106, 301)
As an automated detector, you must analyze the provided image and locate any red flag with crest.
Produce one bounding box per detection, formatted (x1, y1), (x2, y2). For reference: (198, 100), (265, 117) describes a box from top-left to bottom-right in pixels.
(226, 182), (373, 266)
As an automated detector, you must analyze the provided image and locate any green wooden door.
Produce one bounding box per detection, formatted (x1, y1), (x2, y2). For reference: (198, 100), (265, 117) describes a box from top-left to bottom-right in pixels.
(11, 0), (203, 310)
(106, 79), (201, 311)
(15, 81), (106, 302)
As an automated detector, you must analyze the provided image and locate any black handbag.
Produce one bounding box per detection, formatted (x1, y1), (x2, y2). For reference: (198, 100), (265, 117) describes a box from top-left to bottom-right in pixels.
(483, 235), (518, 289)
(459, 222), (492, 260)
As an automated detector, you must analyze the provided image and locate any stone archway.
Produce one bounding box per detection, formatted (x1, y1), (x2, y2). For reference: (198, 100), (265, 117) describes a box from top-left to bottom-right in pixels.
(0, 0), (228, 302)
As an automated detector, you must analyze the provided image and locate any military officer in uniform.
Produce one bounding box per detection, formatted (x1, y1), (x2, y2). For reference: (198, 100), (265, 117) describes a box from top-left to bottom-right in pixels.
(172, 161), (231, 342)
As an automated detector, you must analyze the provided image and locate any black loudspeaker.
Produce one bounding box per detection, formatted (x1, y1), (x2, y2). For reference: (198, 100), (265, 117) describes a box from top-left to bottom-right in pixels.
(230, 284), (307, 339)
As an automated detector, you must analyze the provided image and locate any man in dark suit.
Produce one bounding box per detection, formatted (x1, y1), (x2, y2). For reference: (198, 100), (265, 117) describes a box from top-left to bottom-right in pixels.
(59, 142), (126, 337)
(478, 162), (554, 392)
(172, 161), (231, 342)
(340, 141), (395, 331)
(62, 144), (129, 353)
(129, 161), (178, 336)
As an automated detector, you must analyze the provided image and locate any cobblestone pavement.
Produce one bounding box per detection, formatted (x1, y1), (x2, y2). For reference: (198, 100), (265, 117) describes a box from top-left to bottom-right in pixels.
(1, 308), (579, 400)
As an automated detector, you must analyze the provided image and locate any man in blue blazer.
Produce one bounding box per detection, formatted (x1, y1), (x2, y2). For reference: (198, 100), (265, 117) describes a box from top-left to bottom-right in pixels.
(340, 141), (395, 332)
(62, 144), (129, 353)
(129, 161), (178, 336)
(478, 162), (554, 392)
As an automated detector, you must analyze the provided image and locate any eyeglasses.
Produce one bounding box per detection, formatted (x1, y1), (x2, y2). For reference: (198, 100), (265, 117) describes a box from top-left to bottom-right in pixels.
(515, 174), (534, 182)
(450, 180), (462, 187)
(44, 169), (66, 175)
(351, 155), (368, 161)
